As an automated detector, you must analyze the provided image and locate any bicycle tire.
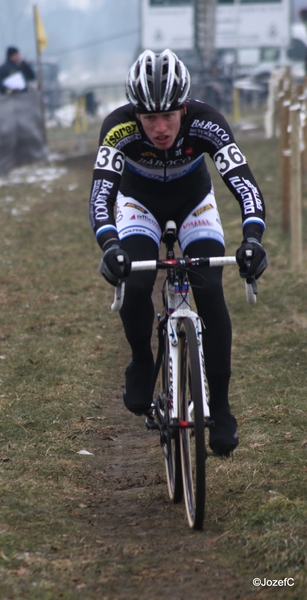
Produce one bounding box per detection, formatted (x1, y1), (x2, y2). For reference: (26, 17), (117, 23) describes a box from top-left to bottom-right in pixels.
(178, 317), (206, 530)
(160, 324), (183, 504)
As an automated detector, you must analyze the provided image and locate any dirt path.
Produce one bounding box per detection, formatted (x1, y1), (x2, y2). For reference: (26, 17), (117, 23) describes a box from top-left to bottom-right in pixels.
(78, 407), (252, 600)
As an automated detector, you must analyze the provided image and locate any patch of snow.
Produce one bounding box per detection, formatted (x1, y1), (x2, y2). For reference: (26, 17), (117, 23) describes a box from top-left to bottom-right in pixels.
(0, 165), (67, 188)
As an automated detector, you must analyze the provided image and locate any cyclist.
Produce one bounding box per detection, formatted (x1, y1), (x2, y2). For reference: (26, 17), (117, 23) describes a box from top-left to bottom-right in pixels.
(89, 49), (268, 457)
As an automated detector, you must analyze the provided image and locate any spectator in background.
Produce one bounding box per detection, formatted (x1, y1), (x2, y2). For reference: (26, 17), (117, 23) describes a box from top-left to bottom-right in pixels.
(0, 46), (36, 94)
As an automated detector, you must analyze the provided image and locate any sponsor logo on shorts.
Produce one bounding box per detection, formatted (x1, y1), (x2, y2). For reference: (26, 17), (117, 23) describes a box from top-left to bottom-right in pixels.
(136, 214), (159, 228)
(121, 226), (155, 236)
(193, 204), (213, 216)
(103, 121), (140, 147)
(129, 213), (159, 226)
(124, 202), (148, 214)
(183, 218), (213, 230)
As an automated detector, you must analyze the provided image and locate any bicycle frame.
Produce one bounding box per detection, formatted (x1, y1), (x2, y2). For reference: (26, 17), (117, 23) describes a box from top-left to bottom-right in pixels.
(155, 250), (210, 422)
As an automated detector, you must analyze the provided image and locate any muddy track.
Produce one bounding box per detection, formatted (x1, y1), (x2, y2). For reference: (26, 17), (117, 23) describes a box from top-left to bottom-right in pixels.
(80, 406), (253, 600)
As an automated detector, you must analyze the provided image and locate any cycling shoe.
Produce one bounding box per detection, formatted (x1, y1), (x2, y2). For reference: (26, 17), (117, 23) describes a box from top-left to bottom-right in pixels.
(123, 359), (154, 415)
(209, 406), (239, 457)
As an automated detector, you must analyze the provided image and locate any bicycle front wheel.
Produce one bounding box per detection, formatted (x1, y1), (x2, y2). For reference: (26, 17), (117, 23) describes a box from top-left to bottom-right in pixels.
(159, 324), (183, 504)
(178, 317), (206, 530)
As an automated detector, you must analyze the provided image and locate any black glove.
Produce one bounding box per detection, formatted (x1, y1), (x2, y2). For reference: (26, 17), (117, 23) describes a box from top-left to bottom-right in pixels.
(236, 237), (268, 280)
(99, 243), (131, 286)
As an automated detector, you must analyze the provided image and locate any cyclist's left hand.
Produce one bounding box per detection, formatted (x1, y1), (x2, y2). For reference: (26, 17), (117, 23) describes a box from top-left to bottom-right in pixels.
(236, 238), (268, 280)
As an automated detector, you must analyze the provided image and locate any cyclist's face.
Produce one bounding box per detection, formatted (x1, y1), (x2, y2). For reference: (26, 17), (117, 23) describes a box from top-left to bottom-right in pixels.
(137, 110), (183, 150)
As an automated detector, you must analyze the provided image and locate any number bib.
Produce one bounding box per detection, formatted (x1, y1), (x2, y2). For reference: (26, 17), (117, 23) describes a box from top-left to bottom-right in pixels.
(213, 143), (246, 176)
(94, 145), (125, 174)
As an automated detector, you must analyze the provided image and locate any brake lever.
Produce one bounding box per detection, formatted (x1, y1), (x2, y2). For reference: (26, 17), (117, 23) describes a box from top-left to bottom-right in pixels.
(246, 276), (258, 295)
(111, 280), (125, 311)
(244, 249), (257, 303)
(244, 248), (258, 294)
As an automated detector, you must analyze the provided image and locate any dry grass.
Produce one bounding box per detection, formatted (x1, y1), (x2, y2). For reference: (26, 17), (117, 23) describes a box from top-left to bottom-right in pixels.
(0, 135), (307, 598)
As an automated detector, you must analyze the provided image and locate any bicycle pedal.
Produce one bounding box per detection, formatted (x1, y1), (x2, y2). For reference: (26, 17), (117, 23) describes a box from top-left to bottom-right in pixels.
(145, 416), (159, 431)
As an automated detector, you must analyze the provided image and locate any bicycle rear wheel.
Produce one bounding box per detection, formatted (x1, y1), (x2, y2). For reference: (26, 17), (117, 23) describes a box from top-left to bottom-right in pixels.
(159, 323), (183, 503)
(178, 317), (206, 530)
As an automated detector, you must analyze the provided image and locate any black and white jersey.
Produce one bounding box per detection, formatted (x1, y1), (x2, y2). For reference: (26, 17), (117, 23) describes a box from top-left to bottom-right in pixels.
(89, 99), (265, 249)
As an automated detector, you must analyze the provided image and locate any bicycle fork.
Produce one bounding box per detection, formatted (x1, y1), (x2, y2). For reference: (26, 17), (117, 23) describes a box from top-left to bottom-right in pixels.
(166, 312), (210, 421)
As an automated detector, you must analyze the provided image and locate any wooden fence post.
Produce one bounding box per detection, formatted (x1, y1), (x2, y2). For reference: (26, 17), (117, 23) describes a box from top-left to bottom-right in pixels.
(233, 86), (241, 123)
(290, 96), (303, 269)
(265, 69), (282, 138)
(279, 71), (291, 232)
(299, 79), (307, 173)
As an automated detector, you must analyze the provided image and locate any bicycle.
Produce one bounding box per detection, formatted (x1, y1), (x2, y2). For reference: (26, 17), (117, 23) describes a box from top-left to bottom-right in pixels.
(111, 220), (257, 530)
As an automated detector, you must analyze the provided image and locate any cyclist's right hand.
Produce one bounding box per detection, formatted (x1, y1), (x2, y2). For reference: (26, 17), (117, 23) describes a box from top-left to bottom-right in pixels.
(99, 243), (131, 286)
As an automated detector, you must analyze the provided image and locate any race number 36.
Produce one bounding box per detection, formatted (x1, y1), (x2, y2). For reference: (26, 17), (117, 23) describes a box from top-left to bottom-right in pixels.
(94, 145), (125, 174)
(213, 143), (246, 175)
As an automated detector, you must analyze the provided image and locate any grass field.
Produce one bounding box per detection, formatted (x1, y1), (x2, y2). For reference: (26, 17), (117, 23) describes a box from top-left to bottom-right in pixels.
(0, 132), (307, 599)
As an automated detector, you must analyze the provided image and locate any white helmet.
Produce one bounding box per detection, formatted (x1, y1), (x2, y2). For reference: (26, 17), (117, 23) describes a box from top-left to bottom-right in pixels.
(125, 49), (191, 113)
